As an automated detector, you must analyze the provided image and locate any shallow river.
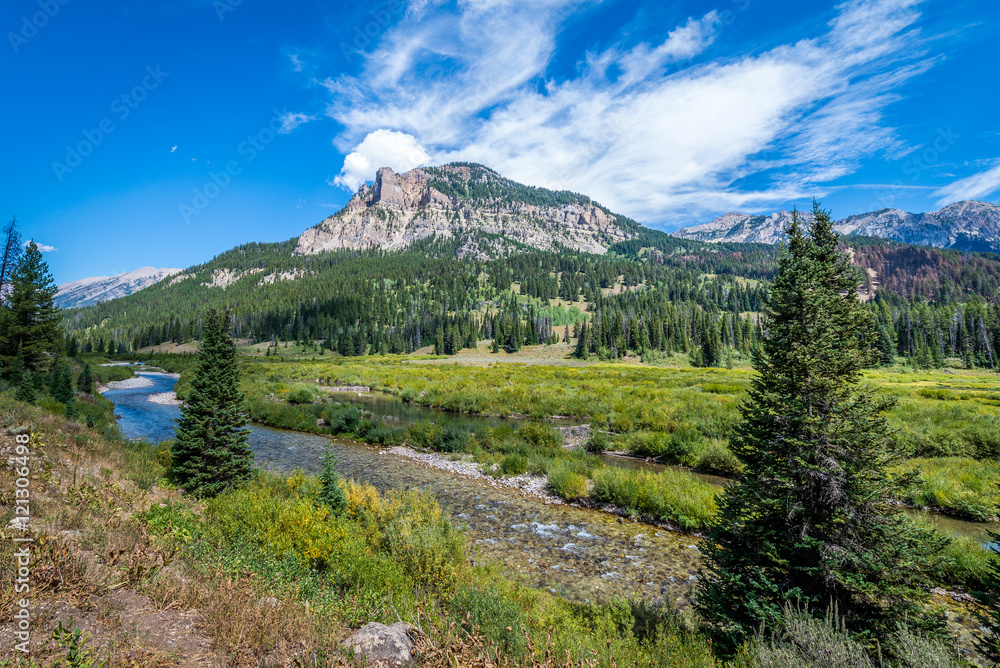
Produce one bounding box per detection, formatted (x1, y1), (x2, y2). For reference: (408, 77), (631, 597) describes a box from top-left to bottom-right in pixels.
(106, 373), (702, 605)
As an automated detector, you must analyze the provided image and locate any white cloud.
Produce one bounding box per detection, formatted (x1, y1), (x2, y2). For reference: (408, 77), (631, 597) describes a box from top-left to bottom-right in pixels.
(333, 129), (431, 190)
(934, 163), (1000, 205)
(26, 240), (57, 252)
(320, 0), (933, 224)
(278, 112), (316, 134)
(170, 145), (177, 153)
(289, 54), (304, 72)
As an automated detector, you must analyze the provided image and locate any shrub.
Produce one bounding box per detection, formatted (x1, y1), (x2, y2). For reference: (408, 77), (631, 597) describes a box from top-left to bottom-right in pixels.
(358, 419), (406, 445)
(518, 421), (562, 451)
(585, 429), (611, 454)
(737, 605), (962, 668)
(437, 425), (470, 453)
(152, 440), (173, 469)
(695, 441), (743, 476)
(323, 403), (363, 434)
(500, 454), (528, 476)
(342, 481), (465, 588)
(547, 462), (588, 500)
(286, 386), (316, 404)
(406, 421), (441, 448)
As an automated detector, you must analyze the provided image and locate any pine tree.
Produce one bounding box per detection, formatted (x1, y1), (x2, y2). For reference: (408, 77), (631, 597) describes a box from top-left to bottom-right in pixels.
(876, 323), (896, 366)
(12, 346), (34, 403)
(51, 360), (74, 405)
(695, 204), (945, 655)
(574, 322), (590, 359)
(319, 444), (347, 514)
(78, 363), (93, 394)
(170, 310), (255, 497)
(0, 241), (61, 376)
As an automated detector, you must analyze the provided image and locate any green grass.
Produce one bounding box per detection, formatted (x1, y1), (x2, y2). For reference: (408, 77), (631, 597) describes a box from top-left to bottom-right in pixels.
(895, 457), (1000, 521)
(589, 466), (719, 531)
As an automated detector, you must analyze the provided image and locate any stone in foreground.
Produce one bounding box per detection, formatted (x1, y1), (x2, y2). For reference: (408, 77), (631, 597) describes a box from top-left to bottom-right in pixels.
(342, 622), (415, 666)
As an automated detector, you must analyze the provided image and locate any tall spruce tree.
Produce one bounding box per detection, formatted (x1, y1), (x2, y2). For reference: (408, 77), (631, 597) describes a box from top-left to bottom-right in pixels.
(170, 310), (254, 497)
(695, 203), (945, 655)
(78, 362), (93, 394)
(0, 241), (61, 376)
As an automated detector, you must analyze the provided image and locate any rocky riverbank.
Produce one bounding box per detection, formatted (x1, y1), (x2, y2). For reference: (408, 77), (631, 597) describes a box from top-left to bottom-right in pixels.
(385, 445), (562, 503)
(149, 391), (183, 406)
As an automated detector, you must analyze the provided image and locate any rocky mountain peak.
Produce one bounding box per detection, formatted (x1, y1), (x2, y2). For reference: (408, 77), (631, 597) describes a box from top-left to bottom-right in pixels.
(294, 164), (637, 258)
(674, 201), (1000, 254)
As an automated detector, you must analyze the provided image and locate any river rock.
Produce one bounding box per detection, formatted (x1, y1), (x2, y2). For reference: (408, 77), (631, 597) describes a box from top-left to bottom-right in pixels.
(342, 622), (415, 665)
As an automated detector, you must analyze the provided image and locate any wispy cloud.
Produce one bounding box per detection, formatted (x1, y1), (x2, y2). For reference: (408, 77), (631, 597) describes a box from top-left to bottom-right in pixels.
(278, 112), (317, 134)
(320, 0), (934, 224)
(934, 162), (1000, 205)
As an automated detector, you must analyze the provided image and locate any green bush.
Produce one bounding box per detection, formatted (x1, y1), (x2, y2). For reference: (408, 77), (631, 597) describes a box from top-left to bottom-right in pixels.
(358, 419), (406, 445)
(547, 462), (588, 500)
(286, 386), (316, 405)
(695, 441), (743, 476)
(500, 453), (528, 476)
(585, 429), (611, 454)
(437, 425), (470, 453)
(518, 421), (562, 451)
(406, 420), (441, 448)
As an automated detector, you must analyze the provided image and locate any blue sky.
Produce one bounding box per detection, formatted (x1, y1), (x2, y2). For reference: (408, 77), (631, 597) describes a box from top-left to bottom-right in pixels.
(3, 0), (999, 284)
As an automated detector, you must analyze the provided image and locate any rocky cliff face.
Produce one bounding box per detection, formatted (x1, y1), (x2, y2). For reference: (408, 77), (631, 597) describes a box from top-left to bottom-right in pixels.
(674, 201), (1000, 253)
(56, 266), (182, 309)
(294, 164), (636, 258)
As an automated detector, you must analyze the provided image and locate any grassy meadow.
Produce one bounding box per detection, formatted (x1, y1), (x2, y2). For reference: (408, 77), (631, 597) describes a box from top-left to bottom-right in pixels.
(232, 352), (1000, 525)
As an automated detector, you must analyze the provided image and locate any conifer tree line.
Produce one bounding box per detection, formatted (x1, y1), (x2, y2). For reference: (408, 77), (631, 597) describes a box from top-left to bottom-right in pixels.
(60, 222), (1000, 368)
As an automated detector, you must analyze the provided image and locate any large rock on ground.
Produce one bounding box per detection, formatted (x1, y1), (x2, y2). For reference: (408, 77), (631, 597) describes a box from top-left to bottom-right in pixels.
(342, 622), (415, 666)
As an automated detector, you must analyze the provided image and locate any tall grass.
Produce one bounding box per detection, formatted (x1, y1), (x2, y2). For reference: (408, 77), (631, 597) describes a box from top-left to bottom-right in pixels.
(895, 457), (1000, 521)
(589, 466), (719, 530)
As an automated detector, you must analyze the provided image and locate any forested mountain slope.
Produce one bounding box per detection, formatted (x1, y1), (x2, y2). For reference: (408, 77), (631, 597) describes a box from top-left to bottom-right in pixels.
(61, 164), (1000, 368)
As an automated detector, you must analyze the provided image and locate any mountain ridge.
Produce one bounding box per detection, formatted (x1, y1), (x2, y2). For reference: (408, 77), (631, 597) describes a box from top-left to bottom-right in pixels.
(673, 201), (1000, 253)
(56, 266), (182, 309)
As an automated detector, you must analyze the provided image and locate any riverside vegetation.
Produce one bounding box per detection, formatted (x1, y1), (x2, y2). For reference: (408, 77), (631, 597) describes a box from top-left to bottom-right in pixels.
(0, 391), (983, 666)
